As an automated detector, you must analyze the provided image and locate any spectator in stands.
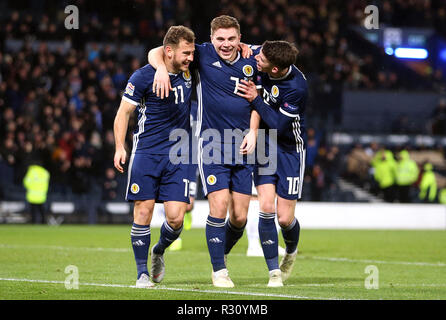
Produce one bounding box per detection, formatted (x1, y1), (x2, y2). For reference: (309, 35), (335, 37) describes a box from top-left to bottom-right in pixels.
(310, 164), (325, 201)
(323, 146), (341, 188)
(102, 167), (119, 201)
(419, 163), (437, 203)
(305, 127), (319, 171)
(70, 150), (97, 224)
(345, 143), (371, 185)
(395, 150), (419, 203)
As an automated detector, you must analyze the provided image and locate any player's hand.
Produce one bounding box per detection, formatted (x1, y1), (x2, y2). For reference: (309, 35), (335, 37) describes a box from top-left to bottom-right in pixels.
(238, 43), (253, 59)
(240, 129), (257, 155)
(114, 147), (127, 173)
(236, 79), (258, 103)
(153, 65), (172, 99)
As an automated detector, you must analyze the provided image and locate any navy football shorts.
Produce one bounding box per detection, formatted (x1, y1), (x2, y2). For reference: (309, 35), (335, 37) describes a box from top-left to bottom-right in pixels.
(187, 163), (199, 198)
(126, 153), (190, 203)
(197, 138), (254, 196)
(199, 163), (254, 196)
(254, 149), (306, 200)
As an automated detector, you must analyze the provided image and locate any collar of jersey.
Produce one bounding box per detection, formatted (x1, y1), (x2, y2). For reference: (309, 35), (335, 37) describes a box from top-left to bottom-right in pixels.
(223, 52), (240, 65)
(268, 66), (292, 81)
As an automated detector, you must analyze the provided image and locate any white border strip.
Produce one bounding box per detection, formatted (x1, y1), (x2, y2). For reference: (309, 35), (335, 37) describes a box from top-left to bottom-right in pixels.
(0, 277), (345, 300)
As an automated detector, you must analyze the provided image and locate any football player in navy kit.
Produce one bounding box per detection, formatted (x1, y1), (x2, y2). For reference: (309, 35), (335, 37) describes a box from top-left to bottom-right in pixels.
(113, 26), (195, 288)
(148, 15), (261, 288)
(236, 40), (308, 287)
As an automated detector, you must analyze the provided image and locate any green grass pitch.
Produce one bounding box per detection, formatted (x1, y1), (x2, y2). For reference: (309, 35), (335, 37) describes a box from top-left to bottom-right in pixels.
(0, 225), (445, 300)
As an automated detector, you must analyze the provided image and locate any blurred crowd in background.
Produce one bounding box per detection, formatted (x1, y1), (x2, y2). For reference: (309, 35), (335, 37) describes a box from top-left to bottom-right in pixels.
(1, 0), (445, 223)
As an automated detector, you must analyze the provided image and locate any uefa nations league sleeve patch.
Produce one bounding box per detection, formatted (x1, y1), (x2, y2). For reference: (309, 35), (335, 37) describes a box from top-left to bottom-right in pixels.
(125, 82), (135, 96)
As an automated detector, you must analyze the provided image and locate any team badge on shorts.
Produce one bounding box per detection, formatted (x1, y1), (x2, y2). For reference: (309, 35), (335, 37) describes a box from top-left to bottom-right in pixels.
(125, 82), (135, 96)
(130, 183), (140, 194)
(206, 175), (217, 186)
(271, 85), (279, 98)
(242, 65), (254, 77)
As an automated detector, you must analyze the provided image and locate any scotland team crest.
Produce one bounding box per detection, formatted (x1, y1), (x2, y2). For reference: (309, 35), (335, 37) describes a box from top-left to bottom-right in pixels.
(207, 175), (217, 186)
(242, 65), (254, 77)
(183, 70), (192, 88)
(130, 183), (140, 194)
(182, 70), (191, 81)
(271, 85), (279, 98)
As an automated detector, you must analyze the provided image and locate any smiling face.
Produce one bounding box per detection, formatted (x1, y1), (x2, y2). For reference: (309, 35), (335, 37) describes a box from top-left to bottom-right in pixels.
(211, 27), (241, 62)
(255, 49), (275, 74)
(167, 39), (195, 73)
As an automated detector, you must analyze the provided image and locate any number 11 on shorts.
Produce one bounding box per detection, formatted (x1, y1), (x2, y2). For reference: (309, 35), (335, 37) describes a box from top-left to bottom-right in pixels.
(287, 177), (300, 195)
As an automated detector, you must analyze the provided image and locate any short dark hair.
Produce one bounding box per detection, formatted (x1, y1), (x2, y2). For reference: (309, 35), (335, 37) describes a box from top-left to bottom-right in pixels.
(262, 40), (299, 70)
(163, 25), (195, 48)
(210, 15), (240, 35)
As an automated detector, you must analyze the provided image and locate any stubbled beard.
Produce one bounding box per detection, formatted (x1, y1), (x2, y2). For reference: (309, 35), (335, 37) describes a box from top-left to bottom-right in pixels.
(173, 60), (186, 73)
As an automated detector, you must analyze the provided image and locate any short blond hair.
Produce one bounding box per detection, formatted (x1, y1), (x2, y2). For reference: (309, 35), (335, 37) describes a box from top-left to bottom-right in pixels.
(210, 15), (240, 35)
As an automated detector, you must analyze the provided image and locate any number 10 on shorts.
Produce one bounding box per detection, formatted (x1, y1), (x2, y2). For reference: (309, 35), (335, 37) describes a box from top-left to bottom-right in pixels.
(287, 177), (300, 195)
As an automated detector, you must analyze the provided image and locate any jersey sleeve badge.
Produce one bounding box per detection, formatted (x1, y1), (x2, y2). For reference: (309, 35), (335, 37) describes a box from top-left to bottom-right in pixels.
(125, 82), (135, 96)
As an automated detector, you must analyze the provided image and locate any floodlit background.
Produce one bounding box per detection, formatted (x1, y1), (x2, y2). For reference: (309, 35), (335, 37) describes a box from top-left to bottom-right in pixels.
(0, 0), (445, 227)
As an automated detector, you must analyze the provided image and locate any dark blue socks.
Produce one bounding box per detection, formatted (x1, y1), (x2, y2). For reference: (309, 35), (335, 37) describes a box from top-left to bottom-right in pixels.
(206, 215), (226, 272)
(153, 221), (183, 254)
(259, 212), (279, 271)
(224, 219), (246, 255)
(281, 217), (300, 254)
(131, 223), (151, 278)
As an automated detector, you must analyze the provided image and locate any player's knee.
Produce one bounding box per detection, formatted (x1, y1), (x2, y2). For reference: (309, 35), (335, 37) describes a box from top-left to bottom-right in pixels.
(277, 215), (294, 229)
(166, 215), (184, 230)
(134, 209), (152, 224)
(259, 201), (275, 214)
(210, 200), (229, 218)
(133, 202), (153, 224)
(230, 215), (247, 228)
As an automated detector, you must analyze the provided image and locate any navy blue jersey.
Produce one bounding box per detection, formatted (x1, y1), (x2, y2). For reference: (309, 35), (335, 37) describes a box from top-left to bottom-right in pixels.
(192, 43), (260, 145)
(189, 100), (199, 164)
(252, 65), (308, 153)
(190, 99), (198, 134)
(122, 64), (192, 155)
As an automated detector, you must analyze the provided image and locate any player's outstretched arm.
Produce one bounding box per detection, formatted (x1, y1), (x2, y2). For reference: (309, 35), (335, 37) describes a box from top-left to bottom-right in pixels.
(148, 46), (171, 99)
(113, 99), (136, 173)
